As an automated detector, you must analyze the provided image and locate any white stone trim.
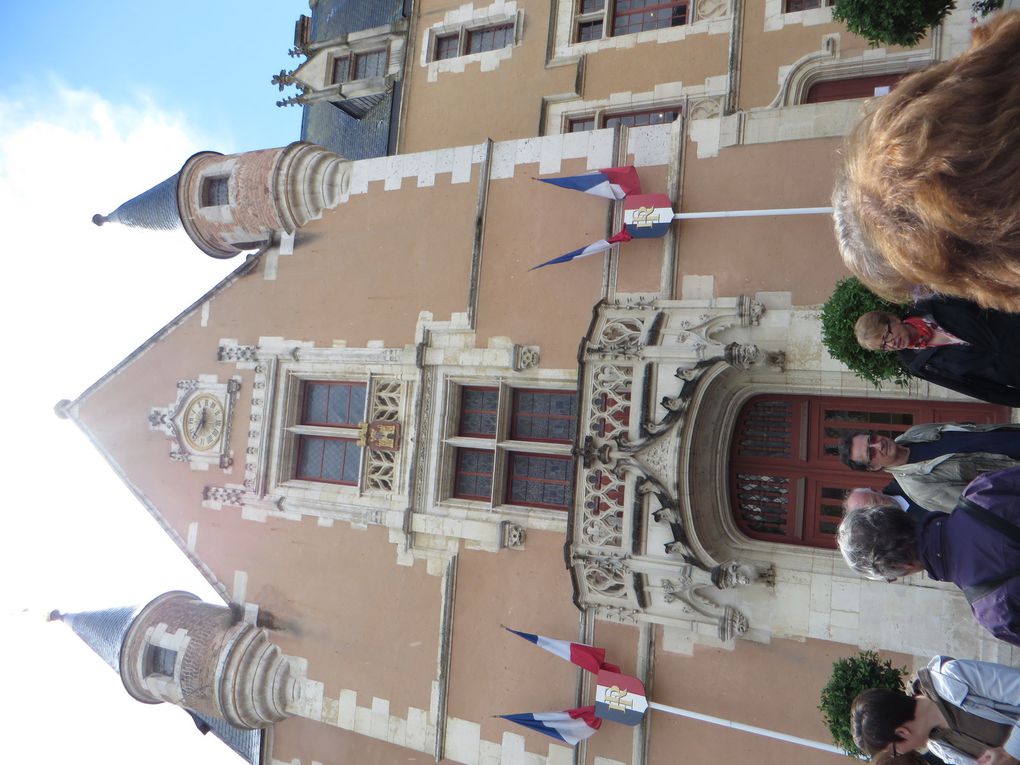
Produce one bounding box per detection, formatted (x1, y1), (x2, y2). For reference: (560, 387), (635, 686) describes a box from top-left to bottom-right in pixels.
(543, 78), (727, 136)
(550, 0), (731, 63)
(421, 2), (522, 81)
(763, 0), (834, 32)
(341, 123), (675, 202)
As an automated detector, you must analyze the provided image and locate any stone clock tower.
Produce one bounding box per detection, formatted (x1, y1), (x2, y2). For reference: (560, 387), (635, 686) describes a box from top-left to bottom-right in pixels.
(92, 142), (352, 258)
(50, 591), (296, 731)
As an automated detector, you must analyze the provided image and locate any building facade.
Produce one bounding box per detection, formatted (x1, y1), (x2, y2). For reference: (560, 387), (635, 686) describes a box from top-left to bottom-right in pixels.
(58, 2), (1013, 764)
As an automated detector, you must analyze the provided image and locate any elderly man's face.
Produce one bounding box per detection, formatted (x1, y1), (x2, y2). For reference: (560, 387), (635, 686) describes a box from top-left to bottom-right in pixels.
(844, 488), (894, 513)
(849, 433), (902, 470)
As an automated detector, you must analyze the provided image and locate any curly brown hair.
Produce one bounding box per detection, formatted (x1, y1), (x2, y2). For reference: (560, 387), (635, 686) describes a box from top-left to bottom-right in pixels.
(834, 10), (1020, 311)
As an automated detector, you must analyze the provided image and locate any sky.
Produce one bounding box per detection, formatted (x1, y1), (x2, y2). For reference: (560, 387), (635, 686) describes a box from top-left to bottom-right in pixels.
(0, 2), (305, 763)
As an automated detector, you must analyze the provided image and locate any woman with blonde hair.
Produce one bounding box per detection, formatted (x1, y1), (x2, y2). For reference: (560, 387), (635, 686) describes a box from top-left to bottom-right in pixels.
(834, 10), (1020, 311)
(851, 295), (1020, 407)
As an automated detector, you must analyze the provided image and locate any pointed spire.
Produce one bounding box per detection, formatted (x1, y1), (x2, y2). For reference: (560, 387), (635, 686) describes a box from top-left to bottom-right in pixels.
(48, 605), (141, 672)
(92, 172), (182, 231)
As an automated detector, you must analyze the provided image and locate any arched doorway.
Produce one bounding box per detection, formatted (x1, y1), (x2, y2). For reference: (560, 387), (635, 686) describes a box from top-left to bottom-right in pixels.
(729, 394), (1009, 548)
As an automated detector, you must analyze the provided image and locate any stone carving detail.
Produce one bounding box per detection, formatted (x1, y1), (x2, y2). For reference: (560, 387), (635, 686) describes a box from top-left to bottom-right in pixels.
(513, 345), (540, 371)
(587, 316), (645, 358)
(218, 344), (258, 363)
(583, 557), (629, 599)
(688, 96), (723, 120)
(588, 364), (632, 437)
(710, 560), (769, 589)
(412, 366), (437, 509)
(370, 380), (402, 422)
(693, 0), (730, 21)
(363, 379), (405, 493)
(719, 606), (749, 642)
(738, 296), (766, 327)
(203, 486), (245, 507)
(724, 342), (786, 371)
(597, 605), (638, 624)
(580, 469), (625, 547)
(365, 449), (397, 492)
(660, 577), (750, 641)
(500, 522), (526, 549)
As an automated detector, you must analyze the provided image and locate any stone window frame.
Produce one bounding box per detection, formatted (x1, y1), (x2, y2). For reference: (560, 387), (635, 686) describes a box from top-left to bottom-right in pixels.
(137, 624), (190, 703)
(768, 44), (934, 108)
(565, 104), (684, 133)
(291, 380), (369, 487)
(573, 0), (692, 42)
(199, 175), (230, 208)
(763, 0), (834, 30)
(783, 0), (832, 12)
(421, 5), (523, 77)
(328, 44), (392, 87)
(551, 0), (730, 60)
(436, 378), (578, 521)
(268, 369), (370, 497)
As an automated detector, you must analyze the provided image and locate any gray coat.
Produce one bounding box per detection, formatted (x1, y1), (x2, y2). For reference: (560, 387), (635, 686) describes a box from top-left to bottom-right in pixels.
(887, 423), (1020, 513)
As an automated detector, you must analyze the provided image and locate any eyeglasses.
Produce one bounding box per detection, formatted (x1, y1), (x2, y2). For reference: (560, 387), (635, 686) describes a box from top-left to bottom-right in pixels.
(879, 320), (895, 351)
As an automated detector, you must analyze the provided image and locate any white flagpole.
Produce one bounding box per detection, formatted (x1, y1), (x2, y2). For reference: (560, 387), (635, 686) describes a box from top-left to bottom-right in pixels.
(647, 700), (855, 757)
(671, 206), (833, 220)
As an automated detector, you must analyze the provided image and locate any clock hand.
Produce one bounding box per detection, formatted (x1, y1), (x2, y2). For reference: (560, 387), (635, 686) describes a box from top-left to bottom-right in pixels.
(191, 411), (207, 438)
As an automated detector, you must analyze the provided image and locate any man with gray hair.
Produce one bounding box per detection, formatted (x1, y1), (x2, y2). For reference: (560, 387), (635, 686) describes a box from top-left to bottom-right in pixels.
(838, 468), (1020, 647)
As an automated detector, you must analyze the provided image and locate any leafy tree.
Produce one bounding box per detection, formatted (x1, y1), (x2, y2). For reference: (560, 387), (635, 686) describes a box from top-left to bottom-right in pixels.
(820, 277), (910, 388)
(819, 651), (908, 756)
(833, 0), (956, 46)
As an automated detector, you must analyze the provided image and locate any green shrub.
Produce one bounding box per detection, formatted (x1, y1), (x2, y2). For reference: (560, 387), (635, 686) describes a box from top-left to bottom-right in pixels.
(820, 277), (910, 388)
(819, 651), (908, 756)
(833, 0), (956, 46)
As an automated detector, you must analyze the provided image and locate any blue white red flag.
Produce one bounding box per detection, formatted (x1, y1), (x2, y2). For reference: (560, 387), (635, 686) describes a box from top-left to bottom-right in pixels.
(538, 166), (642, 200)
(623, 193), (675, 239)
(498, 707), (602, 745)
(529, 228), (633, 271)
(595, 669), (648, 726)
(504, 626), (620, 673)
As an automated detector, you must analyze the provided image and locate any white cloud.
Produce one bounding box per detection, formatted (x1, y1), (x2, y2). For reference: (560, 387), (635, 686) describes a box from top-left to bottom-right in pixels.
(0, 84), (240, 764)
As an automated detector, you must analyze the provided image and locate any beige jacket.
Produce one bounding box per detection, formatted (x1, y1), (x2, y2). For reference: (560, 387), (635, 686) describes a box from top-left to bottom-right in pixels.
(888, 423), (1020, 512)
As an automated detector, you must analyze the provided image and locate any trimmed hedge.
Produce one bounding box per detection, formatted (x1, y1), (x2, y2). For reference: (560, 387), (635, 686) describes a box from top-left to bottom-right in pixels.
(820, 277), (910, 388)
(819, 651), (908, 756)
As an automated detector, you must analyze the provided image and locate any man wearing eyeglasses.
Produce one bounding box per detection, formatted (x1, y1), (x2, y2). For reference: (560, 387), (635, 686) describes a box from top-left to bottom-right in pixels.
(838, 423), (1020, 513)
(838, 467), (1020, 647)
(851, 655), (1020, 765)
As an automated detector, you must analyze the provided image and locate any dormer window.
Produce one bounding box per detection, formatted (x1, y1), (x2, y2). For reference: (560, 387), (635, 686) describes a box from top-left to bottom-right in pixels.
(332, 49), (389, 84)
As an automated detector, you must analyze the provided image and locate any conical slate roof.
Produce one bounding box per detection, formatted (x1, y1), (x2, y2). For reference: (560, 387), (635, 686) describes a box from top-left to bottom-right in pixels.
(50, 605), (141, 671)
(92, 172), (181, 231)
(52, 603), (264, 764)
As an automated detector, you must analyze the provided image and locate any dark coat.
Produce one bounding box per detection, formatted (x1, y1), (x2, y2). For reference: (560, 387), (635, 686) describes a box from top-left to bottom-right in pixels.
(897, 296), (1020, 407)
(917, 467), (1020, 647)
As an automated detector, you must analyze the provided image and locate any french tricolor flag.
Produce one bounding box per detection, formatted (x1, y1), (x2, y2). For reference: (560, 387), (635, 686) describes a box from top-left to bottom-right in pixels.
(530, 228), (633, 271)
(498, 707), (602, 745)
(504, 626), (619, 674)
(538, 166), (642, 200)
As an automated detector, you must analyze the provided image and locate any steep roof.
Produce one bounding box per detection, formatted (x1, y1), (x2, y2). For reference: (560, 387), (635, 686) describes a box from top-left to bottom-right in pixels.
(298, 0), (406, 159)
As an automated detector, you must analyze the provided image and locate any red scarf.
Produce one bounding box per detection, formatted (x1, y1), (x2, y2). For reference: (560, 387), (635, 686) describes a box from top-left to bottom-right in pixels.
(902, 316), (935, 348)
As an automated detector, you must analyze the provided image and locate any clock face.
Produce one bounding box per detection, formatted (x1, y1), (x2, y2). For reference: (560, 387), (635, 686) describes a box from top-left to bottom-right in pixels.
(182, 394), (225, 451)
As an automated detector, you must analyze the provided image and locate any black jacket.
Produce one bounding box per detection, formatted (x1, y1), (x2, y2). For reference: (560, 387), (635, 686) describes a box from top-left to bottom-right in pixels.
(897, 296), (1020, 407)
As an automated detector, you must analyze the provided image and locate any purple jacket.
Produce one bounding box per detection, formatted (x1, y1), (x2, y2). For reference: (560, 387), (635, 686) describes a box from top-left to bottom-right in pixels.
(917, 467), (1020, 646)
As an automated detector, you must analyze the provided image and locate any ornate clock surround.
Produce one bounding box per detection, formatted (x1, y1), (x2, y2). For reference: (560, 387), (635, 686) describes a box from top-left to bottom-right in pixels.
(149, 376), (241, 469)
